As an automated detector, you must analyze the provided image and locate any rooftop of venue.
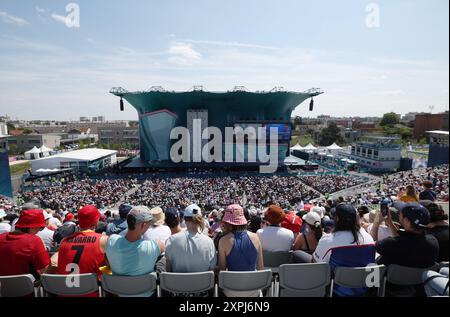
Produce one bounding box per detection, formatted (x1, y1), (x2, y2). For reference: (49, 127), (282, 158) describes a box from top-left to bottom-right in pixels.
(33, 148), (117, 162)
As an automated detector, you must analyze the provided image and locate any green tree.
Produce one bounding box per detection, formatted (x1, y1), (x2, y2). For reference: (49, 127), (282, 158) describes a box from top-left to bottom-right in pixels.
(22, 128), (33, 134)
(380, 112), (400, 126)
(318, 122), (344, 146)
(6, 122), (15, 131)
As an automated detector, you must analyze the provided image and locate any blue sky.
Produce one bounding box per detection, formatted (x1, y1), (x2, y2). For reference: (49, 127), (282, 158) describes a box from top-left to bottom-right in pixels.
(0, 0), (448, 120)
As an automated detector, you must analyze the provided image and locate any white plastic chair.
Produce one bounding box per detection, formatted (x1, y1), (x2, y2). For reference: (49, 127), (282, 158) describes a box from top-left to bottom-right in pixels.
(386, 264), (436, 297)
(0, 274), (37, 297)
(101, 273), (157, 297)
(278, 263), (331, 297)
(332, 265), (386, 297)
(263, 250), (293, 296)
(218, 270), (272, 297)
(159, 271), (215, 297)
(40, 273), (99, 296)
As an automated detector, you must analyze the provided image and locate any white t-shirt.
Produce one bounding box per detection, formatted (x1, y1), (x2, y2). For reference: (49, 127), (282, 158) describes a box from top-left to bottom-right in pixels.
(313, 229), (374, 263)
(367, 223), (393, 242)
(37, 227), (54, 251)
(0, 222), (11, 234)
(256, 226), (294, 252)
(143, 225), (172, 242)
(48, 217), (62, 227)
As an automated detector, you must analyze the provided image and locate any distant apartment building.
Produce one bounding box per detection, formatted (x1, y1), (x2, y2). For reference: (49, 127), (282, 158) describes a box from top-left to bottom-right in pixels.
(0, 122), (7, 136)
(79, 116), (90, 122)
(8, 134), (62, 153)
(98, 126), (139, 146)
(92, 116), (105, 123)
(345, 136), (402, 172)
(402, 112), (421, 123)
(414, 112), (449, 139)
(66, 121), (128, 134)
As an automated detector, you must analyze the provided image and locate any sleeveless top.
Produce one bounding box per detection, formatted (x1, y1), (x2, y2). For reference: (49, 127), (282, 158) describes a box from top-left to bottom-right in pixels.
(226, 231), (258, 271)
(302, 234), (314, 254)
(58, 230), (105, 278)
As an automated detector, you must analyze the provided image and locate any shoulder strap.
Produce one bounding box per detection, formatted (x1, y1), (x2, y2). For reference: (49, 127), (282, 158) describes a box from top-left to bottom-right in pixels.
(303, 234), (311, 251)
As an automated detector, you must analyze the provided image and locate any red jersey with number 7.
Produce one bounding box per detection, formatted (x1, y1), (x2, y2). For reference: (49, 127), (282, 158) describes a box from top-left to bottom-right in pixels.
(57, 230), (104, 278)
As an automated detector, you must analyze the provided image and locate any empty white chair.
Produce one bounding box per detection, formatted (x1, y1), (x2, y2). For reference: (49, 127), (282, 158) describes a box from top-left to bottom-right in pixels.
(278, 263), (330, 297)
(263, 251), (293, 296)
(0, 274), (36, 297)
(263, 251), (293, 272)
(159, 271), (215, 296)
(332, 265), (386, 297)
(41, 273), (99, 296)
(101, 273), (157, 297)
(218, 270), (272, 297)
(386, 264), (436, 297)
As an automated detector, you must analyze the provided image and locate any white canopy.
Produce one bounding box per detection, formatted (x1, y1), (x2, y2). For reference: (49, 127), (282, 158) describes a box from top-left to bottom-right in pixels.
(284, 155), (305, 166)
(347, 160), (358, 164)
(318, 152), (327, 156)
(327, 143), (343, 150)
(341, 158), (349, 162)
(326, 154), (334, 158)
(290, 143), (304, 151)
(25, 146), (42, 154)
(39, 145), (53, 152)
(35, 168), (60, 173)
(303, 143), (317, 150)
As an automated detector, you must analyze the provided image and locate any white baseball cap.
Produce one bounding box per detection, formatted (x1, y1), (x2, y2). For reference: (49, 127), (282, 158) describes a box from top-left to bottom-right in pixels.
(184, 204), (201, 217)
(303, 212), (322, 228)
(310, 206), (325, 219)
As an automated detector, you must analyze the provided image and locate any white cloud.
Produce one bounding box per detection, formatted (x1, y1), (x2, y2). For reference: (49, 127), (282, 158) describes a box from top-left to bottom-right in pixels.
(371, 57), (441, 67)
(370, 90), (406, 96)
(168, 42), (201, 66)
(51, 13), (67, 25)
(0, 10), (28, 26)
(0, 36), (448, 120)
(179, 39), (277, 50)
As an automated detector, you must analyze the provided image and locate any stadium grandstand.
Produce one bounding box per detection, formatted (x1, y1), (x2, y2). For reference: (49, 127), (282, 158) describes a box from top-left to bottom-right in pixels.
(0, 163), (448, 297)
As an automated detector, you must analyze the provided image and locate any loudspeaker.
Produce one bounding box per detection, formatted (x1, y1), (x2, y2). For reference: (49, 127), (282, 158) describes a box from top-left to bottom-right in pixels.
(120, 97), (124, 111)
(309, 98), (314, 111)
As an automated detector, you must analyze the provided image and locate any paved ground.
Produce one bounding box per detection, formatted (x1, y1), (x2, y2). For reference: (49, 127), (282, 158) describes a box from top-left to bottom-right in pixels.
(9, 159), (29, 166)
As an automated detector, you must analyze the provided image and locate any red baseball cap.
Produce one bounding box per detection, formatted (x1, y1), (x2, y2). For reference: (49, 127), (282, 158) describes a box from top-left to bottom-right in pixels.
(281, 211), (303, 233)
(77, 205), (100, 228)
(64, 213), (75, 222)
(15, 209), (46, 229)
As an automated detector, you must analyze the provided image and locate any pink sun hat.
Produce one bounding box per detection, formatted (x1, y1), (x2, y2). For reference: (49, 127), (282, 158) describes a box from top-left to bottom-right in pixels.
(222, 204), (248, 226)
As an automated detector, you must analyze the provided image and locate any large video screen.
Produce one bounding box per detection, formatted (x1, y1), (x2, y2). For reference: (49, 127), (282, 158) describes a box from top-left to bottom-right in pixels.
(264, 123), (292, 141)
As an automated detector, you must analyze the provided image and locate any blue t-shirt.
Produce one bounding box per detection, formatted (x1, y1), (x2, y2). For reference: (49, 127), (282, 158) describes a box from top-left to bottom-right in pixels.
(106, 234), (161, 296)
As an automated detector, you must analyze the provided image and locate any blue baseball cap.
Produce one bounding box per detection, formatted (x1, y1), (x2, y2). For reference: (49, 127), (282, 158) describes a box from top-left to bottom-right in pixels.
(118, 204), (133, 216)
(165, 207), (180, 221)
(400, 205), (430, 228)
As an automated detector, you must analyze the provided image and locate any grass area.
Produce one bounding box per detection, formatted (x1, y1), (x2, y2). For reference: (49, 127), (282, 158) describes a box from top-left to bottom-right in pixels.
(10, 161), (31, 176)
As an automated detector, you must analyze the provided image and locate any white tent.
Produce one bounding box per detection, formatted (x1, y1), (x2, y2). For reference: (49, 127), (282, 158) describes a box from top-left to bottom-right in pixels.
(290, 143), (304, 151)
(39, 145), (53, 157)
(326, 154), (334, 158)
(24, 146), (42, 160)
(303, 143), (317, 150)
(327, 143), (343, 150)
(347, 160), (358, 164)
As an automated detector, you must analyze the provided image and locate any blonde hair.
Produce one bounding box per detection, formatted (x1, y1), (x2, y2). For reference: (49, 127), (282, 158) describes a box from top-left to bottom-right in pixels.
(185, 214), (205, 233)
